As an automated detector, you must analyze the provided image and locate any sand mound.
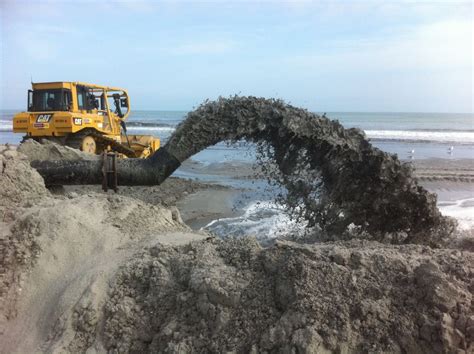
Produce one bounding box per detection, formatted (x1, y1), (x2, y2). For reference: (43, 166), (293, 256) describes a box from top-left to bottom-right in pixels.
(0, 149), (197, 353)
(0, 146), (50, 340)
(0, 145), (49, 214)
(90, 238), (472, 353)
(17, 139), (98, 162)
(1, 145), (473, 354)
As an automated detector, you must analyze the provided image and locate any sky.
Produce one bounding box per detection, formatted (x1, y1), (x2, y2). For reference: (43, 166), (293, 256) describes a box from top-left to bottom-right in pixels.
(0, 0), (472, 112)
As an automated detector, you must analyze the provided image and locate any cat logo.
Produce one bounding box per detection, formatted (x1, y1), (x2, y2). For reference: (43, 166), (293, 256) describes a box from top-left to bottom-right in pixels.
(73, 118), (83, 126)
(36, 114), (52, 123)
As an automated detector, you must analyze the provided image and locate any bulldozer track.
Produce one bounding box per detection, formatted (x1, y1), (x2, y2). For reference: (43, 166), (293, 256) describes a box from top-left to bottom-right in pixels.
(90, 131), (136, 157)
(65, 129), (137, 157)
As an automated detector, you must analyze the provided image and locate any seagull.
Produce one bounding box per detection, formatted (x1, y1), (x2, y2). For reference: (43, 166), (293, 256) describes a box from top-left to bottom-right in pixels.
(408, 149), (415, 159)
(448, 146), (454, 154)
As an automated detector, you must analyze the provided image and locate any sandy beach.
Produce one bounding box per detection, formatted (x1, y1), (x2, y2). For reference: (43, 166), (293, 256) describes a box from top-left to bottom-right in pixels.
(1, 141), (473, 353)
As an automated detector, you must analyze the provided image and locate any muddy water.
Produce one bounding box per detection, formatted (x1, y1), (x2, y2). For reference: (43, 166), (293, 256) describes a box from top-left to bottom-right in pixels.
(163, 97), (455, 245)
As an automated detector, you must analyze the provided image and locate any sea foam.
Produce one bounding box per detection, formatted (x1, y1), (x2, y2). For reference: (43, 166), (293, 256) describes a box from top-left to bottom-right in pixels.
(366, 130), (474, 144)
(204, 200), (306, 240)
(438, 197), (474, 230)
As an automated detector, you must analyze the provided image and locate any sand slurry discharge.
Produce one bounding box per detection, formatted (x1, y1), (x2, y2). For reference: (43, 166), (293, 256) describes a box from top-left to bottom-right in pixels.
(164, 97), (457, 246)
(30, 97), (454, 246)
(0, 97), (473, 353)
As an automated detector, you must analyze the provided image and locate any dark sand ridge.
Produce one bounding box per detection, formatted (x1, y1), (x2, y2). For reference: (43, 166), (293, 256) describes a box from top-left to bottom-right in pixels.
(31, 97), (455, 246)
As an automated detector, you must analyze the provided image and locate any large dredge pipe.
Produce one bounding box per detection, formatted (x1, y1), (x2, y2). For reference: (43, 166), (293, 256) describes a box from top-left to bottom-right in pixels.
(31, 148), (180, 186)
(31, 97), (454, 244)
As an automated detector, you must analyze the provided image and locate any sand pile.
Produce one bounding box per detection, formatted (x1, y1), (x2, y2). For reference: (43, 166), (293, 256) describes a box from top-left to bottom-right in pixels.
(17, 139), (98, 162)
(0, 148), (197, 353)
(83, 238), (472, 353)
(0, 145), (50, 336)
(1, 137), (472, 353)
(0, 145), (49, 217)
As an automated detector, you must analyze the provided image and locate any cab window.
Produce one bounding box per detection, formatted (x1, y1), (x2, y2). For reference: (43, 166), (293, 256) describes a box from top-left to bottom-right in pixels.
(30, 89), (71, 112)
(77, 86), (88, 110)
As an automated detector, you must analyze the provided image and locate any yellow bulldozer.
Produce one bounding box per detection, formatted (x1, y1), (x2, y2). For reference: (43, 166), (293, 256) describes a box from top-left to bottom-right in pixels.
(13, 81), (160, 158)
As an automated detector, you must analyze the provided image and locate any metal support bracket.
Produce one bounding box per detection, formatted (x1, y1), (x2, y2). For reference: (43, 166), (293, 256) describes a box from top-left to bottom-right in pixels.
(102, 152), (118, 192)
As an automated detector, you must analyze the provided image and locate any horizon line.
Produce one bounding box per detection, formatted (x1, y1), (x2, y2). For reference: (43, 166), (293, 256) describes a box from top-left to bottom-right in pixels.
(1, 108), (472, 115)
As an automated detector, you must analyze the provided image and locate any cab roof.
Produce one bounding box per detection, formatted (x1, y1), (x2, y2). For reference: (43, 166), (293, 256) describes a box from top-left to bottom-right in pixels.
(32, 82), (127, 92)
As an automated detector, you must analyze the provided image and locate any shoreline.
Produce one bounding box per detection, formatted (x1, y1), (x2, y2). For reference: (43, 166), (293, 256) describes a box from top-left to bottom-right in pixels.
(64, 158), (474, 235)
(1, 142), (473, 233)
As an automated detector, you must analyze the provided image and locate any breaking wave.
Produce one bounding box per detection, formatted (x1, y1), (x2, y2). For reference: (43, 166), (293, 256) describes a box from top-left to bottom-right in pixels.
(366, 130), (474, 144)
(0, 120), (12, 132)
(2, 117), (473, 145)
(127, 126), (474, 144)
(204, 200), (306, 240)
(438, 197), (474, 230)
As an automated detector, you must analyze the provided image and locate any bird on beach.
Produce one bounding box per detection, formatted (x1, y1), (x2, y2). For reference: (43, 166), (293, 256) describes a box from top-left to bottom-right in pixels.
(448, 146), (454, 154)
(408, 149), (415, 159)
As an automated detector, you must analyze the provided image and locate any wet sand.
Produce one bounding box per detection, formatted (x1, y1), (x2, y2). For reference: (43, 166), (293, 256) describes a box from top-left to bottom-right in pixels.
(412, 158), (474, 183)
(5, 141), (474, 233)
(180, 157), (474, 225)
(181, 157), (474, 184)
(59, 157), (474, 236)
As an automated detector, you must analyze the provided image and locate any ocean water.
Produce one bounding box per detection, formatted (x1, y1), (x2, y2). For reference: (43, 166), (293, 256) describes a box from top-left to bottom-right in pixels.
(1, 109), (473, 236)
(2, 109), (473, 149)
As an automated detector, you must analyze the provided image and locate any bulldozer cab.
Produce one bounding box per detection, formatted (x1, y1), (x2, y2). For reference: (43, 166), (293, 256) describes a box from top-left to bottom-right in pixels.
(26, 82), (130, 134)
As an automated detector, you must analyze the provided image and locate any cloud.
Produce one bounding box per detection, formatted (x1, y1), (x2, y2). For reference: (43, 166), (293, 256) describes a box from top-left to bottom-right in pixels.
(168, 40), (237, 55)
(2, 1), (80, 61)
(285, 18), (472, 72)
(4, 22), (78, 61)
(274, 15), (472, 112)
(32, 24), (78, 35)
(96, 0), (157, 13)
